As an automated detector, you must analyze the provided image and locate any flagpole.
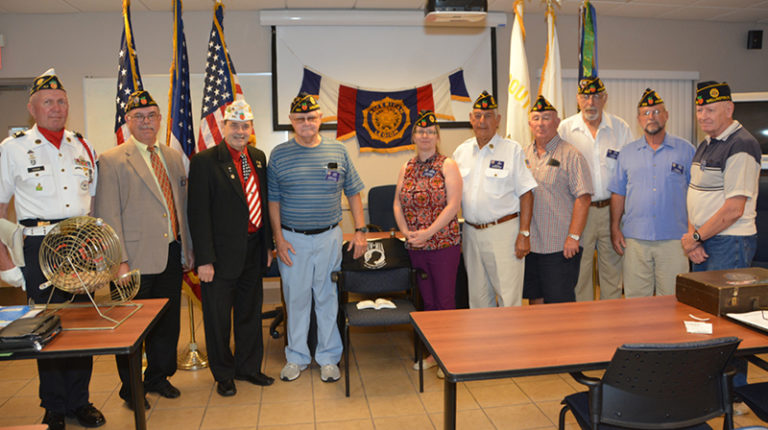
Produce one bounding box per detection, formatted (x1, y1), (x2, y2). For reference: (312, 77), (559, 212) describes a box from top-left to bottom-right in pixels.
(122, 0), (140, 90)
(178, 293), (208, 370)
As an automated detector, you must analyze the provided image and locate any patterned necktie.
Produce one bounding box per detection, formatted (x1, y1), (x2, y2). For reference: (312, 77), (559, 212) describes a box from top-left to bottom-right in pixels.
(148, 146), (179, 239)
(241, 153), (262, 229)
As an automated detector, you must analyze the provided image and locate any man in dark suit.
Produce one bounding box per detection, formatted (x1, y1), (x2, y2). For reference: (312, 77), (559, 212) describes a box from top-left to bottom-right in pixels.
(188, 99), (274, 397)
(94, 90), (193, 409)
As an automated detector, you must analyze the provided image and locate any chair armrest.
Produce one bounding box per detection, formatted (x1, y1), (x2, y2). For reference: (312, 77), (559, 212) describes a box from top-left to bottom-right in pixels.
(569, 371), (601, 387)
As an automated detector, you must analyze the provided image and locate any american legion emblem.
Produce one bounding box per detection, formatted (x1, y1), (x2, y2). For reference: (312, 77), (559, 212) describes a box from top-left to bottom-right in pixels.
(362, 97), (411, 145)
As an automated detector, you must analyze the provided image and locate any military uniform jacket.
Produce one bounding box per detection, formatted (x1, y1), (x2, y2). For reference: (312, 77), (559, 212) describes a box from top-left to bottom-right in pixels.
(0, 124), (96, 220)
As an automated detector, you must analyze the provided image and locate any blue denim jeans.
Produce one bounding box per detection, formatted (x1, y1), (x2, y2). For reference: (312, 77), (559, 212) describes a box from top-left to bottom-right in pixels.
(692, 234), (757, 388)
(691, 234), (757, 273)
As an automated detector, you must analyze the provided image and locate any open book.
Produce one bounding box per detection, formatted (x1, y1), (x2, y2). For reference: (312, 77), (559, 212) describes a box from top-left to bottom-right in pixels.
(356, 298), (396, 310)
(726, 310), (768, 333)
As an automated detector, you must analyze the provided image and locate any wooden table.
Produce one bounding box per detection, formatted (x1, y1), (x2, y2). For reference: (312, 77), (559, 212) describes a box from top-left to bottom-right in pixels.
(410, 295), (768, 430)
(0, 299), (168, 430)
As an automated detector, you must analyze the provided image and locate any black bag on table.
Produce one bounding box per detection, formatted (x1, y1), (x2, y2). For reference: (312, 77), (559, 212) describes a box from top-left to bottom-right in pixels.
(0, 313), (61, 352)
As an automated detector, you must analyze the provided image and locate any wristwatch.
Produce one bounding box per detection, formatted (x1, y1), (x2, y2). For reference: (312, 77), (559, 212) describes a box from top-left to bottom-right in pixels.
(692, 230), (703, 242)
(355, 227), (369, 233)
(568, 233), (580, 241)
(519, 230), (530, 237)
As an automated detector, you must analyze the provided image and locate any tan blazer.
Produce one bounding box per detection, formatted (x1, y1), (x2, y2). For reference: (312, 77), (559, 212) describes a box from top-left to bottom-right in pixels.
(94, 137), (193, 275)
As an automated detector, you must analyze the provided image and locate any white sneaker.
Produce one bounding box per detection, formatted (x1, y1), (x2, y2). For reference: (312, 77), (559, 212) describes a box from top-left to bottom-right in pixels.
(280, 362), (307, 381)
(412, 359), (438, 371)
(320, 364), (341, 382)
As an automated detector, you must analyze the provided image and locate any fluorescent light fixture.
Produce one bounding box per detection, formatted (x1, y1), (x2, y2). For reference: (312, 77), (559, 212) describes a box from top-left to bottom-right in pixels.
(259, 9), (506, 27)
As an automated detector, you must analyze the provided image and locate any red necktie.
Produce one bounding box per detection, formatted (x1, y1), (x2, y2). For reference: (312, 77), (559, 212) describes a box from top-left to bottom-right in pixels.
(148, 146), (179, 239)
(241, 153), (262, 229)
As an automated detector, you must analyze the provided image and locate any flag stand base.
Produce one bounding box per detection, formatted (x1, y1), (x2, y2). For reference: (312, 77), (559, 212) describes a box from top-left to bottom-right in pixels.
(178, 294), (208, 370)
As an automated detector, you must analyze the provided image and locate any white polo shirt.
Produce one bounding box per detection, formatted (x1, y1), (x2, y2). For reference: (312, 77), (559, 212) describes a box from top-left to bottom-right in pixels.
(0, 124), (97, 221)
(453, 134), (537, 224)
(558, 111), (631, 202)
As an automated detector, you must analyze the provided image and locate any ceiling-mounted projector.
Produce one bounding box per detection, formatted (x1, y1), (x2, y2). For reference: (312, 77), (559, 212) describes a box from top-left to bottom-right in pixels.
(425, 0), (488, 23)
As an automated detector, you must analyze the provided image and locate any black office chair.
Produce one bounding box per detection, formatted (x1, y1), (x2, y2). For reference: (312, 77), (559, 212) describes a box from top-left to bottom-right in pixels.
(367, 185), (397, 232)
(332, 236), (423, 397)
(733, 355), (768, 423)
(559, 336), (741, 430)
(752, 175), (768, 268)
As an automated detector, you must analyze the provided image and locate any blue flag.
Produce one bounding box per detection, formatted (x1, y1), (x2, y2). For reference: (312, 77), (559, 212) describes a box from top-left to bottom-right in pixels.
(166, 0), (195, 157)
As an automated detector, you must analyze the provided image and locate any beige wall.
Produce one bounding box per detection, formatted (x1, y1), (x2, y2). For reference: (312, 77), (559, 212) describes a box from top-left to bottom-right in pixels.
(0, 10), (766, 198)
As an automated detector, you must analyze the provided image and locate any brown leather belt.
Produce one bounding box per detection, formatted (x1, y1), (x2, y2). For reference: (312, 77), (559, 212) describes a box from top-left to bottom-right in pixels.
(591, 199), (610, 208)
(465, 213), (519, 230)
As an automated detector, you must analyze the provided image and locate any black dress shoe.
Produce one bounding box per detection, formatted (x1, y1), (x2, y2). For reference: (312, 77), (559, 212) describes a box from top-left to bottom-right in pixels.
(145, 380), (181, 399)
(119, 392), (151, 411)
(235, 372), (275, 386)
(42, 410), (65, 430)
(216, 379), (237, 397)
(70, 403), (106, 428)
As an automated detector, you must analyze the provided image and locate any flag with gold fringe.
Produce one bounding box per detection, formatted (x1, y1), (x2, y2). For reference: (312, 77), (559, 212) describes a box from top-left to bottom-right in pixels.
(114, 0), (143, 146)
(166, 0), (195, 159)
(197, 1), (245, 152)
(506, 0), (532, 147)
(539, 1), (563, 114)
(578, 0), (599, 81)
(167, 0), (200, 305)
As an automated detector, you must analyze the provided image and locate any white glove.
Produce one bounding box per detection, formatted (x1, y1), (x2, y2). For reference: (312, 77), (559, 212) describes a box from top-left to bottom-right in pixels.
(0, 267), (26, 291)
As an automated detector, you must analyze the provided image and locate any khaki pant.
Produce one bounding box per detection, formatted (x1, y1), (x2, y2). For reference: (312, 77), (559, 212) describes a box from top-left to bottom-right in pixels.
(463, 218), (524, 308)
(574, 205), (623, 301)
(623, 238), (689, 298)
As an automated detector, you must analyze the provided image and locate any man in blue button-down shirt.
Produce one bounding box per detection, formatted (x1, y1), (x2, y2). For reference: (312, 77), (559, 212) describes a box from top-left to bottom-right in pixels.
(608, 89), (695, 297)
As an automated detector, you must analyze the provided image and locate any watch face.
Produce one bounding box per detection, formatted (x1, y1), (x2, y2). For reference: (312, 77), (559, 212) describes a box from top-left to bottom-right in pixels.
(693, 232), (701, 241)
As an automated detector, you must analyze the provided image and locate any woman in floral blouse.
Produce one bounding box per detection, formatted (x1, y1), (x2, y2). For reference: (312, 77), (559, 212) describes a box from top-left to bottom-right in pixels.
(393, 110), (462, 375)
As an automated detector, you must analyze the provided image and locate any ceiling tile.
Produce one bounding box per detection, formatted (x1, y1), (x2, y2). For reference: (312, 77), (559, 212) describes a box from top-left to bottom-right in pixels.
(709, 7), (768, 21)
(286, 0), (356, 7)
(4, 0), (79, 13)
(659, 6), (735, 20)
(219, 0), (287, 10)
(695, 0), (765, 6)
(601, 3), (680, 18)
(354, 0), (424, 9)
(64, 0), (136, 12)
(630, 0), (697, 4)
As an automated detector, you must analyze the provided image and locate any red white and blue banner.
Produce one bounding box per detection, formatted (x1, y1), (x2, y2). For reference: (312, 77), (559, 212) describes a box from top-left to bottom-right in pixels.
(298, 67), (470, 153)
(114, 0), (143, 146)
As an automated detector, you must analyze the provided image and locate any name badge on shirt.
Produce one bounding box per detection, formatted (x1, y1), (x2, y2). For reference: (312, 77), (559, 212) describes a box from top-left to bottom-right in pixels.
(489, 160), (505, 169)
(325, 170), (340, 182)
(27, 165), (45, 173)
(547, 158), (561, 167)
(423, 169), (437, 178)
(606, 149), (620, 160)
(671, 163), (684, 175)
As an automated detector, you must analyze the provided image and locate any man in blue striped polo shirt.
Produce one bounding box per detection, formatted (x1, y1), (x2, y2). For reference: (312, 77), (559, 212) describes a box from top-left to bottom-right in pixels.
(268, 93), (367, 383)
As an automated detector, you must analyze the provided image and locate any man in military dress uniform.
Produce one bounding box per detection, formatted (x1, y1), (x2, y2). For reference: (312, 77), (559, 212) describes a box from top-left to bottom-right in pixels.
(0, 69), (105, 430)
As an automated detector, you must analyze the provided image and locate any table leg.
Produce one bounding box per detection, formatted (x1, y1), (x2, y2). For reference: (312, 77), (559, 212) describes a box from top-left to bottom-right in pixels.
(444, 377), (456, 430)
(127, 349), (147, 430)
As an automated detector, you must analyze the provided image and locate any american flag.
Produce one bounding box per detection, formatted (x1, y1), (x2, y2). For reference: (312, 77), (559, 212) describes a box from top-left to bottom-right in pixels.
(197, 2), (244, 152)
(166, 0), (201, 303)
(166, 0), (195, 159)
(114, 0), (143, 146)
